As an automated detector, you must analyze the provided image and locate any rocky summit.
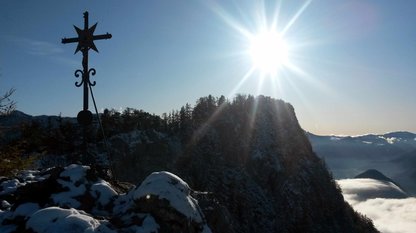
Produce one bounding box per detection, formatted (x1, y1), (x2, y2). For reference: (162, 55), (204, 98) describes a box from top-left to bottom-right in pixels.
(0, 95), (380, 232)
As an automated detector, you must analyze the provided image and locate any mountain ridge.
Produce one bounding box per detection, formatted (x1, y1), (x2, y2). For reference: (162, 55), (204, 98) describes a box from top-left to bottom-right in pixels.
(1, 95), (379, 232)
(307, 131), (416, 195)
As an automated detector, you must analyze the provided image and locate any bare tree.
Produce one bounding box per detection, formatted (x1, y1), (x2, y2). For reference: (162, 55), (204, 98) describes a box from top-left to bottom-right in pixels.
(0, 88), (16, 115)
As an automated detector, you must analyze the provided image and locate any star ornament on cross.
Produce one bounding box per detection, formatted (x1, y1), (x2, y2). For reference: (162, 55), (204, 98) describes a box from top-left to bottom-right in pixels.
(61, 11), (112, 126)
(61, 11), (113, 163)
(62, 11), (112, 54)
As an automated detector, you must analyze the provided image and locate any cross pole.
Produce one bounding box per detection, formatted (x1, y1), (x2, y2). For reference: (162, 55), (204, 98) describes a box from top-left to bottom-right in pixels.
(62, 11), (111, 125)
(61, 11), (111, 164)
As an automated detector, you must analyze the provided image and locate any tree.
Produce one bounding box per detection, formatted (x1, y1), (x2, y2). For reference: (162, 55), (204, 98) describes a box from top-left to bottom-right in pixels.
(121, 107), (137, 132)
(179, 103), (193, 140)
(0, 88), (16, 115)
(217, 95), (226, 107)
(192, 95), (217, 127)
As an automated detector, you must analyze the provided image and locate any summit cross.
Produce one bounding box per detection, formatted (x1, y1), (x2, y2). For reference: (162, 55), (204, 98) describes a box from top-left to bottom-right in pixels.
(61, 11), (112, 125)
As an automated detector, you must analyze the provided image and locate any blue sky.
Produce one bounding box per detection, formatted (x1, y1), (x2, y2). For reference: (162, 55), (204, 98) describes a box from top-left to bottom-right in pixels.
(1, 0), (415, 135)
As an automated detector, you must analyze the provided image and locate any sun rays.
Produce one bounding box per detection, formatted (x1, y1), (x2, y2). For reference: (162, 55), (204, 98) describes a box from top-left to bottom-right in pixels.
(190, 0), (320, 145)
(207, 0), (315, 96)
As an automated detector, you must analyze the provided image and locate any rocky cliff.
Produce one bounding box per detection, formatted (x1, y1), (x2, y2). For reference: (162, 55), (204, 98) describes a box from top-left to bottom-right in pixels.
(105, 96), (379, 233)
(0, 95), (379, 232)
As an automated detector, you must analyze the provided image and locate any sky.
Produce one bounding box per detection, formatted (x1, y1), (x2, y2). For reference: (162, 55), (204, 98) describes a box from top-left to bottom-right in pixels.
(0, 0), (415, 135)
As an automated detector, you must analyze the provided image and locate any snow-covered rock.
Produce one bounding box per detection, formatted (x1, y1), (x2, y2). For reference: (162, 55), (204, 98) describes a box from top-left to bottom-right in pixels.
(0, 164), (211, 233)
(132, 171), (202, 222)
(27, 207), (113, 233)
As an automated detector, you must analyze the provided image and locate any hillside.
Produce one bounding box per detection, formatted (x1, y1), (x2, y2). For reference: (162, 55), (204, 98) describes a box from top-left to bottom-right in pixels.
(0, 95), (379, 232)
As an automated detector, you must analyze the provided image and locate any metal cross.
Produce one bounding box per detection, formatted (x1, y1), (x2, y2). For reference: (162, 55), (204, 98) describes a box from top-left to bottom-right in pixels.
(62, 11), (112, 126)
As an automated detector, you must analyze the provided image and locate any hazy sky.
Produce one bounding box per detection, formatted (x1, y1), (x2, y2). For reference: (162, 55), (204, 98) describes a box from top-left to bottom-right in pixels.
(1, 0), (415, 135)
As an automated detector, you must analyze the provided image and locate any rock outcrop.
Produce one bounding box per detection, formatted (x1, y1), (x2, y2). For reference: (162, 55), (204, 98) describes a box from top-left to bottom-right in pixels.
(0, 165), (211, 233)
(172, 96), (379, 233)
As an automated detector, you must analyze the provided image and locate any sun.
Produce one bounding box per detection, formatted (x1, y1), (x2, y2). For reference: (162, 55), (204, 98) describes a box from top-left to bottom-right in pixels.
(207, 0), (313, 97)
(249, 30), (290, 76)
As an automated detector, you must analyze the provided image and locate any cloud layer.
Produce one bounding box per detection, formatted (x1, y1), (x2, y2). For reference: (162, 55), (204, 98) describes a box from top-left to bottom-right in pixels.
(338, 178), (416, 233)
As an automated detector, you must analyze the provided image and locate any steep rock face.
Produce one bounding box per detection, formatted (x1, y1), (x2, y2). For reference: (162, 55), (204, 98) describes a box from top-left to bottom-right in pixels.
(172, 96), (378, 233)
(96, 96), (379, 233)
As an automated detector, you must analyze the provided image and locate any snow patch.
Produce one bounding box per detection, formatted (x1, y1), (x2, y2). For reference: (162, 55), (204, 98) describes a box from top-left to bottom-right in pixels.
(90, 180), (117, 206)
(1, 200), (11, 210)
(51, 164), (90, 208)
(378, 136), (397, 144)
(133, 171), (202, 222)
(26, 207), (113, 233)
(52, 180), (86, 208)
(0, 179), (22, 195)
(60, 164), (90, 183)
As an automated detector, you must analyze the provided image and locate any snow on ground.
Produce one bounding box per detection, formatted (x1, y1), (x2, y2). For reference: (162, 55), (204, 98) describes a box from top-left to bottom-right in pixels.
(90, 179), (118, 206)
(27, 207), (113, 233)
(0, 164), (211, 233)
(0, 179), (22, 196)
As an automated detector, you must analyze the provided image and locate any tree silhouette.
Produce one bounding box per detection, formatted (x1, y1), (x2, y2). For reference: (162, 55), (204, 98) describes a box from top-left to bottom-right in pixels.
(0, 88), (16, 115)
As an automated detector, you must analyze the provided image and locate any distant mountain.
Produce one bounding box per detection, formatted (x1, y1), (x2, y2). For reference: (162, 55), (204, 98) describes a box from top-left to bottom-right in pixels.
(0, 96), (379, 233)
(307, 131), (416, 195)
(339, 169), (408, 202)
(355, 169), (407, 192)
(0, 110), (76, 146)
(355, 169), (396, 183)
(338, 177), (408, 202)
(0, 110), (76, 128)
(384, 131), (416, 140)
(0, 110), (32, 144)
(307, 131), (416, 154)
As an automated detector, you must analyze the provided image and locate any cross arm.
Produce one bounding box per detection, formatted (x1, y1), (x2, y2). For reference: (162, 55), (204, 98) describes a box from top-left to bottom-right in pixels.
(93, 33), (112, 40)
(62, 37), (79, 44)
